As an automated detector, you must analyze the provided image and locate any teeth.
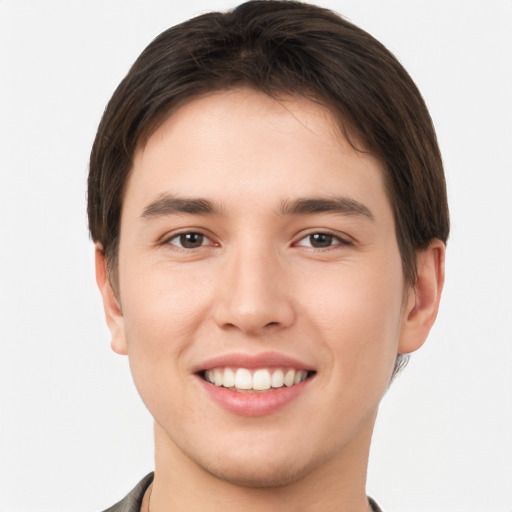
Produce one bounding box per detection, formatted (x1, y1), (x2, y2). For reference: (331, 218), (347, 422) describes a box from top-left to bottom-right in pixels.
(253, 369), (271, 390)
(234, 368), (252, 390)
(214, 368), (223, 386)
(204, 367), (309, 391)
(284, 369), (295, 387)
(271, 369), (284, 388)
(223, 368), (235, 388)
(294, 370), (307, 385)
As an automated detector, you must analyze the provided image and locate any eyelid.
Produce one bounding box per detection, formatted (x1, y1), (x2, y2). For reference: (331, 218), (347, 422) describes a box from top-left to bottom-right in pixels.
(293, 229), (353, 249)
(157, 228), (352, 250)
(160, 229), (218, 248)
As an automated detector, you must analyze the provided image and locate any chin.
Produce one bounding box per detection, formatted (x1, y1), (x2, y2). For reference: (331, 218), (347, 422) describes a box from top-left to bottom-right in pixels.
(200, 454), (318, 488)
(183, 435), (334, 489)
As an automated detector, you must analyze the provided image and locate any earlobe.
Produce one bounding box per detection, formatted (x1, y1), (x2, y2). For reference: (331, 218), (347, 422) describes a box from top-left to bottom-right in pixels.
(398, 239), (446, 354)
(95, 244), (128, 355)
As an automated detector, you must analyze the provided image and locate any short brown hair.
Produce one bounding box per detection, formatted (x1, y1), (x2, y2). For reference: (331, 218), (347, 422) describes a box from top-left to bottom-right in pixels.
(88, 0), (449, 298)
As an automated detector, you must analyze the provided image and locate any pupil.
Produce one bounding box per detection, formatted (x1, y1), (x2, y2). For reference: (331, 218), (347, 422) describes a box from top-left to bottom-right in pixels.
(180, 233), (203, 248)
(310, 233), (332, 248)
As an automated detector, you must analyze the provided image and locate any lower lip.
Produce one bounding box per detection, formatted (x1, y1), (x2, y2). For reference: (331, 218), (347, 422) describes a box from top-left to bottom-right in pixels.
(197, 376), (313, 417)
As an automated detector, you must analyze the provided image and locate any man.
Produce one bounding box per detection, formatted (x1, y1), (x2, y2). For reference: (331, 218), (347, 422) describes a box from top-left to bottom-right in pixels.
(88, 1), (448, 510)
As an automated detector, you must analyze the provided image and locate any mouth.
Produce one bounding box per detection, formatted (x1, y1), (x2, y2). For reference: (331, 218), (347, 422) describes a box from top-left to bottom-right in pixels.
(199, 367), (316, 394)
(194, 352), (316, 416)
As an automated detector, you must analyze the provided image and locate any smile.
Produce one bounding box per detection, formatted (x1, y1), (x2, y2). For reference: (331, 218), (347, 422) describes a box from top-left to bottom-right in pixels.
(195, 352), (316, 415)
(202, 367), (311, 392)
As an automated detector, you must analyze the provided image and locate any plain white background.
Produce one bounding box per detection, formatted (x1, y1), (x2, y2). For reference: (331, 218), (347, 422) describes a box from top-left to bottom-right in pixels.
(0, 1), (511, 511)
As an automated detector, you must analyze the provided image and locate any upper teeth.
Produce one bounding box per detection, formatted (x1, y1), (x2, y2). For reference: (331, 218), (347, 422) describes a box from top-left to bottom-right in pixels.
(204, 368), (308, 391)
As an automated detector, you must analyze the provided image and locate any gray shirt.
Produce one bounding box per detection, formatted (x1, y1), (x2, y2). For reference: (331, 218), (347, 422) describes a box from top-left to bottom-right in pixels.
(101, 473), (383, 512)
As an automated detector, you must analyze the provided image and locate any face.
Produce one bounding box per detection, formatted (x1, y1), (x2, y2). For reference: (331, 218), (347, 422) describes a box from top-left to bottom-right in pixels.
(101, 88), (428, 487)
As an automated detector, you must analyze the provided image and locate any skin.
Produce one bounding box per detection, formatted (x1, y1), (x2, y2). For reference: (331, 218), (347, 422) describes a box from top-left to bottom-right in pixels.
(96, 88), (445, 512)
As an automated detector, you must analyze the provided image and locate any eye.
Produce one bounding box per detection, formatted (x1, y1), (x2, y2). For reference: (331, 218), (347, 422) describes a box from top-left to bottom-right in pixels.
(295, 232), (348, 249)
(167, 232), (210, 249)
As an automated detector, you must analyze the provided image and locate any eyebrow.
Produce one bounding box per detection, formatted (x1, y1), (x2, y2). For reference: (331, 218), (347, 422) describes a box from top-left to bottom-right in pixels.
(279, 197), (374, 220)
(140, 194), (222, 219)
(140, 194), (374, 221)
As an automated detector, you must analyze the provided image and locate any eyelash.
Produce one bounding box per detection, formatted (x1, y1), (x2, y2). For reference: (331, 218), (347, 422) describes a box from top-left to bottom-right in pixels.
(163, 231), (215, 250)
(294, 231), (352, 250)
(161, 230), (351, 251)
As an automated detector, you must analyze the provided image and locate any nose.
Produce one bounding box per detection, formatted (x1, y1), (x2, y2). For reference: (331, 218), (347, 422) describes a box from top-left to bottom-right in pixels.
(212, 245), (296, 336)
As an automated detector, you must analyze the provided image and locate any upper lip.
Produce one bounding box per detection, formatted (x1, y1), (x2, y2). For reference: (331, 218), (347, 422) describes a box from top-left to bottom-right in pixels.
(193, 351), (315, 373)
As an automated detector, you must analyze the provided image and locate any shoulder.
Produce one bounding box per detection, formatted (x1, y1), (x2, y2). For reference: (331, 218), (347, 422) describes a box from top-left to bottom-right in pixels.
(369, 496), (384, 512)
(99, 474), (381, 512)
(101, 473), (154, 512)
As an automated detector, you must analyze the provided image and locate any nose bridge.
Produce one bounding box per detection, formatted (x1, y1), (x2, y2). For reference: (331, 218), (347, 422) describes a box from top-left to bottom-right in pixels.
(214, 237), (295, 334)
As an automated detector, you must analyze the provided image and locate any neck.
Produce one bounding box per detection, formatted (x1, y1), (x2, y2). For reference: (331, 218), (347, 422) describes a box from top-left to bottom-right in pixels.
(148, 413), (376, 512)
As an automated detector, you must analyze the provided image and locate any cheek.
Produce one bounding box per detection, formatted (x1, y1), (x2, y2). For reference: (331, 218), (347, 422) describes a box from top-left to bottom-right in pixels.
(119, 260), (214, 368)
(299, 258), (404, 375)
(117, 263), (213, 426)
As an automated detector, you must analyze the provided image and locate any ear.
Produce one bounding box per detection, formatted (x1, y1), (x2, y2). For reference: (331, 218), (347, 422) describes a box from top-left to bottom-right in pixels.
(398, 239), (446, 354)
(95, 244), (128, 355)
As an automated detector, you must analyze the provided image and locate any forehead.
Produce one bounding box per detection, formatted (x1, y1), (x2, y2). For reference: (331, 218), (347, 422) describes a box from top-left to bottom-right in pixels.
(125, 87), (390, 221)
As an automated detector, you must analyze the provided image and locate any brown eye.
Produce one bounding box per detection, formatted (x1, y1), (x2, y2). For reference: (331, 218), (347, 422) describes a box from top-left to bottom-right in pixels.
(308, 233), (333, 248)
(169, 232), (207, 249)
(182, 233), (204, 248)
(295, 232), (349, 249)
